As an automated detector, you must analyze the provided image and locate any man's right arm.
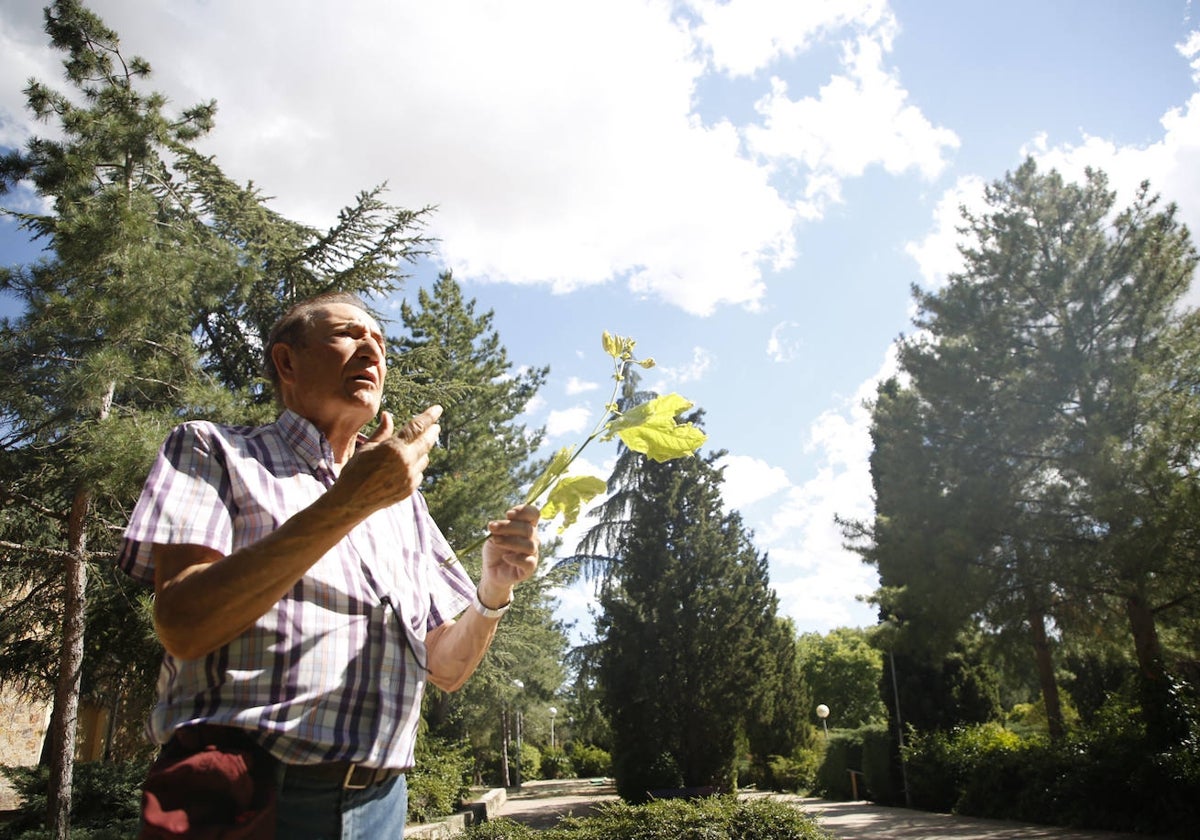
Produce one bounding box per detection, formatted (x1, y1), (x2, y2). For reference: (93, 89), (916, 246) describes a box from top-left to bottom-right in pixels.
(152, 492), (370, 660)
(153, 407), (442, 660)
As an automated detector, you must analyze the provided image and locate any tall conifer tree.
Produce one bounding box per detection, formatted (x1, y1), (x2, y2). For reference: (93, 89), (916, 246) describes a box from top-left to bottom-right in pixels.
(0, 3), (431, 832)
(392, 272), (569, 775)
(586, 413), (795, 800)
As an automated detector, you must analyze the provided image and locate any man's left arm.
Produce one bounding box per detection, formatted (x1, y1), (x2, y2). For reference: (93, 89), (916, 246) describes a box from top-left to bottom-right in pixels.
(425, 504), (540, 692)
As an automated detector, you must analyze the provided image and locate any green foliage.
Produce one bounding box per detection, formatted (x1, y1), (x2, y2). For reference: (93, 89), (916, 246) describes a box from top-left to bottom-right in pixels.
(811, 725), (892, 803)
(460, 797), (832, 840)
(796, 628), (887, 729)
(901, 693), (1200, 836)
(567, 743), (612, 779)
(586, 413), (800, 802)
(1006, 695), (1081, 738)
(539, 747), (575, 780)
(856, 726), (896, 805)
(848, 158), (1200, 746)
(517, 742), (542, 783)
(0, 760), (145, 839)
(408, 737), (474, 825)
(514, 332), (706, 540)
(759, 751), (821, 793)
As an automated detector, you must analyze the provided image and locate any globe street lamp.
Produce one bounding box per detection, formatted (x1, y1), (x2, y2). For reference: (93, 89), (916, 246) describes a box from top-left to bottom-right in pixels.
(816, 703), (830, 740)
(548, 706), (558, 751)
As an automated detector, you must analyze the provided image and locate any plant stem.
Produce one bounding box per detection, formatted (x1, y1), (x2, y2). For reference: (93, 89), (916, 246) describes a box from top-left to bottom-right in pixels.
(453, 356), (629, 559)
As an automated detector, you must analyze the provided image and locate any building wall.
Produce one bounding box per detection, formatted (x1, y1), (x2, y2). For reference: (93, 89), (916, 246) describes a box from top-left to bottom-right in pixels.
(0, 685), (51, 811)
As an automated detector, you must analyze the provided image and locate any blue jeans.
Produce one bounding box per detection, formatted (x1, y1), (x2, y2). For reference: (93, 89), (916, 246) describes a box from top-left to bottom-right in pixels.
(275, 765), (408, 839)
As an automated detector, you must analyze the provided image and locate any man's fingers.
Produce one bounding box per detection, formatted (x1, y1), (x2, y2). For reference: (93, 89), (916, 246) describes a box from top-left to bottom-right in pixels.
(398, 405), (444, 443)
(366, 411), (394, 443)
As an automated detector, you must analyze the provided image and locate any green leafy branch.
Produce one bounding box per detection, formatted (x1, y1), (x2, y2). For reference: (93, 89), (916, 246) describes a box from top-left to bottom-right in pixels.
(459, 331), (707, 556)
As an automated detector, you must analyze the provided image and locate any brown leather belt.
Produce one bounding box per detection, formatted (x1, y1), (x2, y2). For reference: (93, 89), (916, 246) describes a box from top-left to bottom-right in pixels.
(284, 760), (405, 791)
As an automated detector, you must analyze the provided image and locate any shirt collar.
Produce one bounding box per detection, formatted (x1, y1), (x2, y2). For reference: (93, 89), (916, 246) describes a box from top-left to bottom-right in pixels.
(276, 409), (370, 475)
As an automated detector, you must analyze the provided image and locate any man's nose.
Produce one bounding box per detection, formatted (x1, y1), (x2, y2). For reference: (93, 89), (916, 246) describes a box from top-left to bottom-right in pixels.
(358, 336), (384, 362)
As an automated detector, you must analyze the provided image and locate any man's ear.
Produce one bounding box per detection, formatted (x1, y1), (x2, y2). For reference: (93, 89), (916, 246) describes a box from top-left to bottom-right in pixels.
(272, 342), (299, 386)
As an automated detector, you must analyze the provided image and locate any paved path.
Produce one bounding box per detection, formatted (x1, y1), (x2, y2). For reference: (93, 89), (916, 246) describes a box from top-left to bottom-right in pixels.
(495, 779), (620, 829)
(795, 797), (1149, 840)
(496, 781), (1155, 838)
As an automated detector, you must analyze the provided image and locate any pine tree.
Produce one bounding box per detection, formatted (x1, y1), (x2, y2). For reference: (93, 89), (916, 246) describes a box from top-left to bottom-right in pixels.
(0, 3), (432, 833)
(392, 272), (569, 779)
(851, 159), (1200, 746)
(588, 413), (794, 800)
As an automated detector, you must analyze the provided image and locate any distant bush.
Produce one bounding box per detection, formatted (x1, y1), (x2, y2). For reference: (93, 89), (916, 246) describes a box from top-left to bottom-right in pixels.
(900, 686), (1200, 836)
(539, 746), (575, 780)
(457, 796), (833, 839)
(408, 737), (474, 824)
(0, 760), (145, 839)
(762, 750), (820, 793)
(568, 743), (612, 779)
(517, 742), (542, 782)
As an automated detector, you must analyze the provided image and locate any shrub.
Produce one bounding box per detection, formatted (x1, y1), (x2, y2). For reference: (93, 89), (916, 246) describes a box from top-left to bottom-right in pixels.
(902, 723), (1021, 813)
(408, 737), (473, 824)
(568, 743), (612, 778)
(0, 760), (146, 839)
(763, 751), (819, 793)
(899, 694), (1200, 837)
(517, 742), (541, 782)
(540, 746), (575, 780)
(457, 796), (833, 840)
(857, 725), (895, 804)
(612, 750), (681, 803)
(812, 731), (861, 800)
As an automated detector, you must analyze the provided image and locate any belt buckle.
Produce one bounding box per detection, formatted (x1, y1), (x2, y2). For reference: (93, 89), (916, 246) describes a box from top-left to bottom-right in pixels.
(343, 763), (369, 790)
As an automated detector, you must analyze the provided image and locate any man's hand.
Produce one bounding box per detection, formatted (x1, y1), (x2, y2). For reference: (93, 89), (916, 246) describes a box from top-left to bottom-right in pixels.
(328, 405), (442, 515)
(425, 503), (541, 692)
(478, 504), (541, 608)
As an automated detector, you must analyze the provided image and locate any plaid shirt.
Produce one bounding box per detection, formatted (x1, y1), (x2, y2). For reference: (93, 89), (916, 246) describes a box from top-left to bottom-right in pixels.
(117, 409), (474, 769)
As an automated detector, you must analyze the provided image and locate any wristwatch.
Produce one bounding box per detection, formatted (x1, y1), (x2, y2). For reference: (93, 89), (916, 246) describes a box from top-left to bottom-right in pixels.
(471, 588), (512, 619)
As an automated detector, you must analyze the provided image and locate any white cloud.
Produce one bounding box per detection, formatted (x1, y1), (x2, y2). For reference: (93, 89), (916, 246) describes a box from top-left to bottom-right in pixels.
(545, 406), (592, 439)
(766, 320), (803, 362)
(690, 0), (893, 78)
(565, 377), (599, 396)
(903, 174), (986, 290)
(653, 346), (714, 388)
(910, 30), (1200, 301)
(716, 454), (790, 509)
(744, 29), (960, 210)
(749, 347), (898, 630)
(0, 0), (966, 318)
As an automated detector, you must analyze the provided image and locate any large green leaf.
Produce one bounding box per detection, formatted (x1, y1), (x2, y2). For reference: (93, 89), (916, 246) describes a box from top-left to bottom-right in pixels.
(540, 474), (608, 532)
(606, 393), (707, 462)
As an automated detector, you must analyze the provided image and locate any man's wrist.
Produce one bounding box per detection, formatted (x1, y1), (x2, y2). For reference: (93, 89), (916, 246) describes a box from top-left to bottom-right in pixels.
(472, 586), (513, 619)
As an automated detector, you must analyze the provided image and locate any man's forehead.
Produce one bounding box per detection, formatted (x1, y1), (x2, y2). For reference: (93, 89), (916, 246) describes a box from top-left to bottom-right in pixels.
(315, 304), (384, 336)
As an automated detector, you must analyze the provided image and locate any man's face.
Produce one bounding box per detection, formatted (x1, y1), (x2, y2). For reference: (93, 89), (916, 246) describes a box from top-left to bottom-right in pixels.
(280, 302), (387, 433)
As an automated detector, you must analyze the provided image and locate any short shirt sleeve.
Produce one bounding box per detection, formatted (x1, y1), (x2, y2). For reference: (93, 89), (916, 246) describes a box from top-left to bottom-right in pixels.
(117, 422), (236, 586)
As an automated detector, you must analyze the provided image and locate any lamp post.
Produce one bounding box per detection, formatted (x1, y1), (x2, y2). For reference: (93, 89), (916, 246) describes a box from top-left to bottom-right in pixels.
(816, 703), (830, 740)
(512, 680), (524, 790)
(887, 649), (911, 807)
(548, 706), (558, 751)
(879, 619), (911, 808)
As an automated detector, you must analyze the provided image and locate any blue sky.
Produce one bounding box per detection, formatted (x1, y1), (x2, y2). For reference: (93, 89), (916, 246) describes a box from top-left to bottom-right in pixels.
(2, 1), (1199, 641)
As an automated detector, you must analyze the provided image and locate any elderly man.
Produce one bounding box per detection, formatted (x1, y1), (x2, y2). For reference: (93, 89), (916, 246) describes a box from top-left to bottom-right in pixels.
(118, 291), (540, 839)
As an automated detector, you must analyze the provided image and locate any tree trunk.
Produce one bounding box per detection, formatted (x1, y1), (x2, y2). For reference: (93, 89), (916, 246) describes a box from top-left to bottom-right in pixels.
(1125, 590), (1176, 746)
(47, 484), (90, 839)
(47, 382), (112, 838)
(1028, 608), (1065, 741)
